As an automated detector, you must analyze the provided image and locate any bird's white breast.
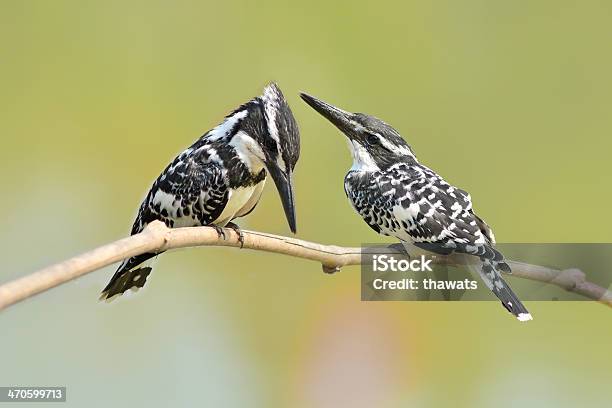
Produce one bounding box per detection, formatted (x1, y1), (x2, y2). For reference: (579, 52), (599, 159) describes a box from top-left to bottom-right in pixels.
(213, 183), (261, 226)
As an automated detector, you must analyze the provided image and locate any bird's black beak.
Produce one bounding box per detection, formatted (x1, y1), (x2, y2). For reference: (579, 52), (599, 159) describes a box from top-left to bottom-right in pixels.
(267, 162), (297, 233)
(300, 92), (354, 136)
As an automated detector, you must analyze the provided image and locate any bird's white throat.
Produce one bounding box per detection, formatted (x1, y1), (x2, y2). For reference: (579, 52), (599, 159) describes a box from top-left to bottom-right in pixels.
(348, 139), (379, 172)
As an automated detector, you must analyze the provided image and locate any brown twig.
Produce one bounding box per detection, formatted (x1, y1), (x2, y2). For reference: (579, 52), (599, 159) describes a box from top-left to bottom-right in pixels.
(0, 220), (610, 311)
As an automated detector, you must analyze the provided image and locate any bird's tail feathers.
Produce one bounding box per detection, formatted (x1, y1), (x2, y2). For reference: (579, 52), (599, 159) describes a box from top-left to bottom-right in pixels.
(100, 253), (157, 301)
(454, 242), (509, 272)
(473, 258), (532, 322)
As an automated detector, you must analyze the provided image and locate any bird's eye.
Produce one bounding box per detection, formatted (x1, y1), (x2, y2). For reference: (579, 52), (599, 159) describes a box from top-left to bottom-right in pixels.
(365, 133), (380, 147)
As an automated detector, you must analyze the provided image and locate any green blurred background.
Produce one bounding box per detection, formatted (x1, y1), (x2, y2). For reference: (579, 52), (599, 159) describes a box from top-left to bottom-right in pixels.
(1, 1), (611, 406)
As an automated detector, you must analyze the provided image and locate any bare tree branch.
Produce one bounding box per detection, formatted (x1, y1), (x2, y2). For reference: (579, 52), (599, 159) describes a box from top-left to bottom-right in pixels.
(1, 220), (610, 311)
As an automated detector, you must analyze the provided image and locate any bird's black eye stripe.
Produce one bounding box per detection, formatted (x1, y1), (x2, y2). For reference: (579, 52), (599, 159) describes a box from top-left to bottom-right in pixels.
(365, 133), (380, 146)
(264, 136), (277, 152)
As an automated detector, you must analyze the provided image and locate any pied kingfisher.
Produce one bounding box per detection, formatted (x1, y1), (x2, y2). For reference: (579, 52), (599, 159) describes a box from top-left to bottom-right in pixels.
(301, 92), (531, 321)
(101, 83), (300, 299)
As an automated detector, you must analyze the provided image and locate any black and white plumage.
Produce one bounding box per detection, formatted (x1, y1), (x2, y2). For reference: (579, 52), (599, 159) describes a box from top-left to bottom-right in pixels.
(101, 83), (300, 299)
(300, 92), (532, 321)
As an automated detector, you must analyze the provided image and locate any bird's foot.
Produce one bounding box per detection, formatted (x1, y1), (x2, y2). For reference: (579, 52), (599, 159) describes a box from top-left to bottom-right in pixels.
(211, 224), (227, 240)
(226, 222), (245, 248)
(387, 243), (411, 261)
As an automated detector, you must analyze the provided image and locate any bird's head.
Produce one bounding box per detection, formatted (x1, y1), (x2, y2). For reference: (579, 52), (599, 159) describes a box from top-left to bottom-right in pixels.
(300, 92), (416, 171)
(227, 83), (299, 232)
(259, 83), (300, 233)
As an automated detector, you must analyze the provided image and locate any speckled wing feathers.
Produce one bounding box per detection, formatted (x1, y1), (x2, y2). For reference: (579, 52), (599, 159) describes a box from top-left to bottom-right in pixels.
(132, 156), (229, 234)
(345, 163), (501, 259)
